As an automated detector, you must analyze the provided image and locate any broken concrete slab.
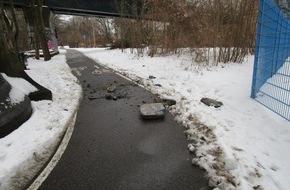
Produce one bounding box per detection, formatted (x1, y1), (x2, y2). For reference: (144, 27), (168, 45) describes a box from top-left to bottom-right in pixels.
(201, 98), (223, 108)
(140, 103), (165, 120)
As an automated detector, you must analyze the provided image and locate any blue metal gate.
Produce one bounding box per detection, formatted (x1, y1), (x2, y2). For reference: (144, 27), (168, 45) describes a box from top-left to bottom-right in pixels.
(251, 0), (290, 121)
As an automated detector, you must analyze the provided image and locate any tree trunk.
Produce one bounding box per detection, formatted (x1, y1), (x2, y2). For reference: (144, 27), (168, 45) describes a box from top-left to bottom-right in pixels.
(34, 28), (40, 60)
(9, 0), (19, 53)
(0, 0), (23, 77)
(34, 0), (50, 61)
(0, 32), (23, 77)
(0, 0), (19, 53)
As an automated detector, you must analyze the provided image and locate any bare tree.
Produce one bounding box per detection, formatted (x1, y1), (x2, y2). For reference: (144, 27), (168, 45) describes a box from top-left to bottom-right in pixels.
(112, 0), (258, 64)
(0, 0), (19, 53)
(94, 18), (113, 45)
(0, 0), (24, 76)
(32, 0), (50, 61)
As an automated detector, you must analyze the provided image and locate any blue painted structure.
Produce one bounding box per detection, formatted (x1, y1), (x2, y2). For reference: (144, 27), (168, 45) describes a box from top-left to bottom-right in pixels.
(251, 0), (290, 121)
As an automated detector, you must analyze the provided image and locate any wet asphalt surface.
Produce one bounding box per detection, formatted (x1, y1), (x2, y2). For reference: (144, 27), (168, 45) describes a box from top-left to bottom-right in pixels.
(38, 49), (210, 190)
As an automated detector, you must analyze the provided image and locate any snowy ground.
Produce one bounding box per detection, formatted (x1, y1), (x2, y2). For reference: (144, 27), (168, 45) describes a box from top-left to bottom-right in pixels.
(0, 50), (82, 189)
(0, 47), (289, 190)
(256, 60), (290, 120)
(78, 48), (290, 190)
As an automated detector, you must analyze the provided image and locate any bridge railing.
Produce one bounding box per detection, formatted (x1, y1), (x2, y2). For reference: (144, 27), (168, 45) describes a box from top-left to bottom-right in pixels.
(251, 0), (290, 121)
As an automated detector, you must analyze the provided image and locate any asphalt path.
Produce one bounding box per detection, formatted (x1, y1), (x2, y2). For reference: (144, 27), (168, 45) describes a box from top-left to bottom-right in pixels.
(38, 49), (210, 190)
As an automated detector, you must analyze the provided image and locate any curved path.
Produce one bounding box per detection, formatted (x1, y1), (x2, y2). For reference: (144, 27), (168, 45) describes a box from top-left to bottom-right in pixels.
(38, 49), (210, 190)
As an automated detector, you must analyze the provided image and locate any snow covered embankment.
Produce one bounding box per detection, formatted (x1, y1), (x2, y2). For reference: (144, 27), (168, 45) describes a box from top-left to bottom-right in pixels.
(0, 50), (82, 190)
(79, 48), (290, 190)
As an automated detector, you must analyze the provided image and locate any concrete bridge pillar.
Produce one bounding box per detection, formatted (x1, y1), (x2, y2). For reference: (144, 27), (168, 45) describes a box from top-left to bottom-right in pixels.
(23, 6), (58, 52)
(44, 7), (59, 52)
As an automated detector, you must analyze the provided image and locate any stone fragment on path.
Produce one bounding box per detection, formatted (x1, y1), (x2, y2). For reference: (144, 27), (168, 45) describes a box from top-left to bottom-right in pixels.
(154, 98), (176, 107)
(140, 103), (165, 120)
(201, 98), (223, 108)
(88, 96), (98, 100)
(107, 84), (116, 93)
(105, 94), (113, 100)
(161, 99), (176, 106)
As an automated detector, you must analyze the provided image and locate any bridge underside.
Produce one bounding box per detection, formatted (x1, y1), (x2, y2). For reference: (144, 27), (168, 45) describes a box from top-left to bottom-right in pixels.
(4, 0), (140, 17)
(45, 0), (121, 17)
(2, 0), (143, 54)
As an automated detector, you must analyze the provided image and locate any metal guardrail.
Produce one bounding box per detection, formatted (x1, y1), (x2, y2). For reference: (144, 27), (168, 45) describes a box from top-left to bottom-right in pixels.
(251, 0), (290, 121)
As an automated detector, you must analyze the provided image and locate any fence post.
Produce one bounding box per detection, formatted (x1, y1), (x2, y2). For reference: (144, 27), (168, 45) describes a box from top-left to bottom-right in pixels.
(251, 0), (264, 98)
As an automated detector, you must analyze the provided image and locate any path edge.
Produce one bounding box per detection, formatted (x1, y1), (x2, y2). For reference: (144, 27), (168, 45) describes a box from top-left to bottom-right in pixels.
(25, 111), (78, 190)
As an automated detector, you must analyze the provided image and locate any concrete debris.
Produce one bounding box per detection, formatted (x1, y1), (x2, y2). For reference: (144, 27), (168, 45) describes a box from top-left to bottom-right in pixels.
(140, 103), (165, 120)
(107, 84), (116, 93)
(161, 99), (176, 106)
(105, 94), (113, 100)
(154, 98), (176, 107)
(201, 98), (223, 108)
(88, 96), (98, 100)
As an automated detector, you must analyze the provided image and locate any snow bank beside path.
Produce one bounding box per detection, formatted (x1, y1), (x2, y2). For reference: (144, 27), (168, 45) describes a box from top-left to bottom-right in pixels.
(2, 73), (37, 104)
(0, 50), (82, 189)
(79, 48), (289, 190)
